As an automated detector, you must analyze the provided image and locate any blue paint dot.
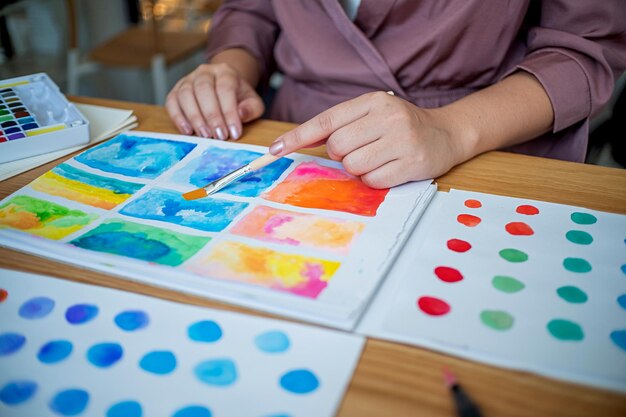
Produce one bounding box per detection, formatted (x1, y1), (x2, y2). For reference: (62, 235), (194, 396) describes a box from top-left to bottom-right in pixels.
(49, 389), (89, 415)
(194, 358), (237, 386)
(618, 295), (626, 311)
(0, 332), (26, 356)
(622, 264), (626, 275)
(611, 330), (626, 352)
(106, 400), (143, 417)
(38, 340), (73, 364)
(279, 369), (320, 394)
(87, 343), (123, 368)
(0, 380), (37, 405)
(255, 330), (290, 353)
(19, 296), (55, 319)
(172, 405), (212, 417)
(65, 304), (99, 325)
(188, 320), (222, 343)
(139, 351), (177, 375)
(114, 311), (149, 331)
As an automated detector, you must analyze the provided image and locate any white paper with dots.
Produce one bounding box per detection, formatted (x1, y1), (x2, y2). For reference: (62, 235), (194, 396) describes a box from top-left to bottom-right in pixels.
(358, 189), (626, 393)
(0, 269), (364, 417)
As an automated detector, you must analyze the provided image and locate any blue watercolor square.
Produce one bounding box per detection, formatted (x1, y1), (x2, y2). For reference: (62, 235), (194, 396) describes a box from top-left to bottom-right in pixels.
(119, 188), (248, 232)
(171, 146), (293, 197)
(75, 134), (196, 179)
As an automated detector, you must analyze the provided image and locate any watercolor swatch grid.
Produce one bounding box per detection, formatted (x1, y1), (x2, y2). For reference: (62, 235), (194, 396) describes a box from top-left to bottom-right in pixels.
(359, 189), (626, 392)
(0, 268), (364, 417)
(0, 131), (434, 329)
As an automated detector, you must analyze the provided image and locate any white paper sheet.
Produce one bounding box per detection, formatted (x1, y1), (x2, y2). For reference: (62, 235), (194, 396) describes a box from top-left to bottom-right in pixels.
(0, 268), (364, 416)
(358, 189), (626, 393)
(0, 130), (435, 329)
(0, 103), (137, 181)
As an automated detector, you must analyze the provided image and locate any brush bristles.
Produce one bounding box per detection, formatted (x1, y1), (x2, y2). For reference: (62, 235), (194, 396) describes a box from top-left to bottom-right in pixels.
(182, 188), (208, 201)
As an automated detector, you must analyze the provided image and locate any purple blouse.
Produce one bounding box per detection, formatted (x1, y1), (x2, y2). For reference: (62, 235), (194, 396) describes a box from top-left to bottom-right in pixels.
(206, 0), (626, 162)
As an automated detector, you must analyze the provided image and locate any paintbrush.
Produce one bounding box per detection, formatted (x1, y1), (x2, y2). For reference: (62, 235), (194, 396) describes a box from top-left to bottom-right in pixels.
(183, 91), (395, 201)
(182, 153), (280, 200)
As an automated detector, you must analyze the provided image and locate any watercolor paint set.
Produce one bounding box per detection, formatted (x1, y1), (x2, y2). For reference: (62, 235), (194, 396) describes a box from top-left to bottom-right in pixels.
(0, 73), (89, 163)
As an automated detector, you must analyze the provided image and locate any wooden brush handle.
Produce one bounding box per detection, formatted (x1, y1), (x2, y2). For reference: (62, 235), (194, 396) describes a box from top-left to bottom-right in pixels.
(249, 153), (281, 171)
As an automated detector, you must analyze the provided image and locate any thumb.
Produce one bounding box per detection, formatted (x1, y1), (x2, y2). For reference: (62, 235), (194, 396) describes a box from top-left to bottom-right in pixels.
(238, 83), (265, 123)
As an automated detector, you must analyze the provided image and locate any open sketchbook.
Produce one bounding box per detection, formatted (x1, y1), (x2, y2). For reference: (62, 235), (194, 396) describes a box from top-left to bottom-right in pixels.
(0, 130), (436, 330)
(1, 130), (624, 394)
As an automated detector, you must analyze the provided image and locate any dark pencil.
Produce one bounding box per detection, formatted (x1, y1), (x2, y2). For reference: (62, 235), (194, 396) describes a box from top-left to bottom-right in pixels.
(443, 368), (484, 417)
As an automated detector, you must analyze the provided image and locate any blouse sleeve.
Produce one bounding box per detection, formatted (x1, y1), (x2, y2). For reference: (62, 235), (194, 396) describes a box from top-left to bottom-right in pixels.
(513, 0), (626, 133)
(205, 0), (279, 83)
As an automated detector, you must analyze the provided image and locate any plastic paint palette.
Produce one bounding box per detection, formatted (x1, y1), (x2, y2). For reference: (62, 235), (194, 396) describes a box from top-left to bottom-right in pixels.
(0, 73), (89, 163)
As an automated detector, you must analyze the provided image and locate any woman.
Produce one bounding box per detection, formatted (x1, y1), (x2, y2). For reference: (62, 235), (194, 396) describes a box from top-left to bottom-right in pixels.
(166, 1), (626, 188)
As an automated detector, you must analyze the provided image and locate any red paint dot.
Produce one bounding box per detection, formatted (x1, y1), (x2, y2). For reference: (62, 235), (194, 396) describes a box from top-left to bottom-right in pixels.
(0, 289), (7, 302)
(464, 199), (482, 208)
(447, 238), (472, 253)
(516, 205), (539, 215)
(434, 266), (464, 282)
(417, 296), (451, 316)
(505, 222), (534, 236)
(457, 214), (482, 227)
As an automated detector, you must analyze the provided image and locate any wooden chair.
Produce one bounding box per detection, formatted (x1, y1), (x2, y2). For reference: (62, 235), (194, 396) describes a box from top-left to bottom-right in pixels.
(66, 0), (213, 104)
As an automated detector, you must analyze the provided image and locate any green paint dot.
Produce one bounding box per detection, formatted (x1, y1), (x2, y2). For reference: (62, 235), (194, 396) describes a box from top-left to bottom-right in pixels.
(480, 310), (514, 331)
(547, 319), (584, 341)
(556, 286), (588, 303)
(563, 257), (592, 273)
(499, 248), (528, 263)
(492, 276), (525, 293)
(570, 212), (597, 225)
(565, 230), (593, 245)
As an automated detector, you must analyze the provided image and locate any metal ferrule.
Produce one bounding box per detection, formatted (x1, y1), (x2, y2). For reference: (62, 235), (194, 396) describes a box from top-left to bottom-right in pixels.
(204, 164), (252, 196)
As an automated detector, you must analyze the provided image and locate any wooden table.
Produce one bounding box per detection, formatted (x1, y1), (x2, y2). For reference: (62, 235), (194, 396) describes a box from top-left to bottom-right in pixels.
(2, 97), (626, 417)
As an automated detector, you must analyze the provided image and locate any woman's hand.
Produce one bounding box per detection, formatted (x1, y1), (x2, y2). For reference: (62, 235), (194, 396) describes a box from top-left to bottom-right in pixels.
(165, 62), (265, 140)
(268, 91), (471, 188)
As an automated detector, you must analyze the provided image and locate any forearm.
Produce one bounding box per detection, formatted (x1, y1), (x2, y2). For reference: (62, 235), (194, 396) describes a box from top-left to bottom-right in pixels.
(210, 48), (261, 88)
(436, 71), (555, 161)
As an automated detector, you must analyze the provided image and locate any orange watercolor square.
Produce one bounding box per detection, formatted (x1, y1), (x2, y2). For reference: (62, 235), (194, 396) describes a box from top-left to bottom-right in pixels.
(230, 205), (365, 254)
(262, 162), (389, 217)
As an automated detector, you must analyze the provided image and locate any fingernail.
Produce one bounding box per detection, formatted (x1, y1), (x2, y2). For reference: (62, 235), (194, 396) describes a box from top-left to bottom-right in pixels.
(269, 139), (284, 155)
(181, 122), (192, 135)
(215, 127), (226, 141)
(199, 126), (210, 138)
(229, 124), (240, 140)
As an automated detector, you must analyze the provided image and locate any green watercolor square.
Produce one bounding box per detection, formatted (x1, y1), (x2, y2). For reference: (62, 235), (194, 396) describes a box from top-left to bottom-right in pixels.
(70, 219), (210, 267)
(0, 194), (98, 239)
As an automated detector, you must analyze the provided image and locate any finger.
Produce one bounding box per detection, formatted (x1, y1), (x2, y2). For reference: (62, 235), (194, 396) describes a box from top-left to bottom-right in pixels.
(194, 75), (228, 140)
(238, 85), (265, 123)
(177, 77), (213, 138)
(325, 116), (382, 161)
(341, 136), (398, 177)
(360, 159), (412, 189)
(215, 73), (242, 140)
(303, 139), (327, 149)
(165, 81), (193, 135)
(269, 93), (379, 156)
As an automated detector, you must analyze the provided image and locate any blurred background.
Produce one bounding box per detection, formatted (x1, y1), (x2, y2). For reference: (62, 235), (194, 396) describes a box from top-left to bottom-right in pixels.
(0, 0), (623, 168)
(0, 0), (220, 103)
